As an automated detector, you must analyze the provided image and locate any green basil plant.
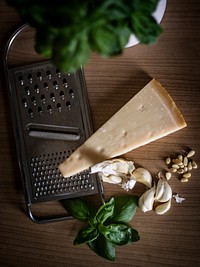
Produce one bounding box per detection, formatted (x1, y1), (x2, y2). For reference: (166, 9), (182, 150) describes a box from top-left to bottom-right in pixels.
(62, 196), (140, 261)
(7, 0), (163, 72)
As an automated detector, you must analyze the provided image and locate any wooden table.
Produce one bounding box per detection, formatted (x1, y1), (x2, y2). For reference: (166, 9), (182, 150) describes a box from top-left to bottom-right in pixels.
(0, 1), (200, 266)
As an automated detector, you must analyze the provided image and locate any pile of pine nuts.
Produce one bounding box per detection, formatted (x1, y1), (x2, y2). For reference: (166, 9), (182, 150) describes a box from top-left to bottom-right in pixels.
(165, 149), (198, 182)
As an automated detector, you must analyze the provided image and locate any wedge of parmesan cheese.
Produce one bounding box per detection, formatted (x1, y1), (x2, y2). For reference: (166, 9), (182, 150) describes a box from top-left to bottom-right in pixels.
(59, 79), (186, 177)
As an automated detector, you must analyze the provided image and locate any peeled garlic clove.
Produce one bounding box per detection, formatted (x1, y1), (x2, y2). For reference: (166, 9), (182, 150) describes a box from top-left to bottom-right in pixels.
(155, 178), (172, 203)
(138, 184), (156, 212)
(131, 167), (152, 188)
(155, 178), (165, 200)
(155, 199), (171, 215)
(109, 175), (123, 184)
(99, 173), (122, 184)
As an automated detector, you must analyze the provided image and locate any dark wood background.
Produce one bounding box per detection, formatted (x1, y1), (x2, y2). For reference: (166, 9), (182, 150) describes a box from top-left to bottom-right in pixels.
(0, 1), (200, 266)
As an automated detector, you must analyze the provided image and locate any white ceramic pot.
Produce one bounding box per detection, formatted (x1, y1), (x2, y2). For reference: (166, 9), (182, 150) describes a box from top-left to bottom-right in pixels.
(125, 0), (167, 48)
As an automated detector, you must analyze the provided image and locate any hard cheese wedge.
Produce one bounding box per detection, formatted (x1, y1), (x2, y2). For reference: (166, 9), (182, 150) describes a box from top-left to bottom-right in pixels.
(59, 79), (187, 177)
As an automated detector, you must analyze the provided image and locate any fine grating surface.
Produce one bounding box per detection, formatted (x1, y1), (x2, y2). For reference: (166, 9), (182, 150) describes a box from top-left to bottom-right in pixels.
(30, 150), (94, 200)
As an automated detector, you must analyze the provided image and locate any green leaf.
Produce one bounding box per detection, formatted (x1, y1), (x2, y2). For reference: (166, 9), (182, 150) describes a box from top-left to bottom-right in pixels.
(130, 12), (163, 44)
(88, 234), (115, 261)
(95, 197), (115, 224)
(74, 224), (99, 245)
(53, 31), (91, 72)
(61, 198), (95, 222)
(108, 196), (138, 224)
(101, 223), (140, 246)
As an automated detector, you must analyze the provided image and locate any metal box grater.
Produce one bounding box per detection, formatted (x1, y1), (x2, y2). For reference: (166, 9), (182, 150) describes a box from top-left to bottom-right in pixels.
(3, 24), (104, 223)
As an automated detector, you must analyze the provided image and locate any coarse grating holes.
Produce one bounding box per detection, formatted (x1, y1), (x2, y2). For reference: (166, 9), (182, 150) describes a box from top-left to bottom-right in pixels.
(18, 76), (24, 86)
(25, 86), (30, 95)
(41, 94), (45, 104)
(46, 70), (52, 79)
(28, 108), (33, 118)
(22, 98), (27, 108)
(28, 74), (33, 83)
(57, 103), (61, 112)
(47, 104), (52, 114)
(31, 96), (36, 106)
(34, 84), (39, 94)
(38, 106), (43, 115)
(63, 78), (68, 88)
(66, 101), (71, 110)
(69, 89), (74, 98)
(17, 65), (77, 118)
(50, 92), (56, 102)
(56, 69), (61, 78)
(37, 72), (42, 81)
(30, 151), (94, 199)
(60, 91), (64, 100)
(53, 81), (58, 90)
(44, 82), (48, 91)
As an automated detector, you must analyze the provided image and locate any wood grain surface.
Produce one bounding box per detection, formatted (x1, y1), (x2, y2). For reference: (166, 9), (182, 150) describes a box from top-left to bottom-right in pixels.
(0, 1), (200, 266)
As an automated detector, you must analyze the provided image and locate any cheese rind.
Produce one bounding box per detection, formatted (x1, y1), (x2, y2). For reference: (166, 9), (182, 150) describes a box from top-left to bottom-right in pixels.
(59, 79), (187, 177)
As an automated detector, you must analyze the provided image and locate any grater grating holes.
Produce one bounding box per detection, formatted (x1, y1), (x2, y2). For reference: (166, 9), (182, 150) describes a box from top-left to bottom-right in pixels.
(18, 69), (77, 117)
(30, 150), (94, 199)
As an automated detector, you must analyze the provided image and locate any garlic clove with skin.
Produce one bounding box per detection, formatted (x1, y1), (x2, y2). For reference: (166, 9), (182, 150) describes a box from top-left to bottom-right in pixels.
(155, 178), (172, 203)
(98, 173), (122, 184)
(138, 183), (156, 212)
(155, 199), (171, 215)
(131, 167), (152, 188)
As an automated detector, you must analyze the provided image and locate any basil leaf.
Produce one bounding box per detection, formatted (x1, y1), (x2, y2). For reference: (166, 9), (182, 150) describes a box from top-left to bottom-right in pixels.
(102, 223), (140, 246)
(130, 12), (163, 44)
(61, 198), (95, 222)
(74, 225), (99, 245)
(88, 234), (115, 261)
(107, 196), (138, 224)
(95, 197), (115, 224)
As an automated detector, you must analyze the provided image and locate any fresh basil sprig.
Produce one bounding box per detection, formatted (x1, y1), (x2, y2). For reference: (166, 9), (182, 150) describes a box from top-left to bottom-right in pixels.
(7, 0), (162, 72)
(62, 196), (139, 261)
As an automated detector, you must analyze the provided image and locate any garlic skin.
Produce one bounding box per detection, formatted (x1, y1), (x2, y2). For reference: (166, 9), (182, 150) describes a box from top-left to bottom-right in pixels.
(173, 194), (185, 203)
(90, 158), (136, 188)
(131, 167), (152, 188)
(154, 178), (172, 203)
(155, 199), (171, 215)
(138, 184), (156, 212)
(90, 158), (135, 177)
(99, 173), (122, 184)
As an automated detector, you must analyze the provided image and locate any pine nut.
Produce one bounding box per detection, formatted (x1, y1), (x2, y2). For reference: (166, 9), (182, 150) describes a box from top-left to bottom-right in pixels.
(180, 177), (188, 183)
(192, 161), (198, 169)
(172, 164), (179, 169)
(170, 168), (177, 173)
(183, 156), (188, 166)
(188, 161), (193, 171)
(177, 169), (184, 174)
(173, 158), (182, 165)
(179, 163), (184, 168)
(165, 172), (171, 180)
(178, 154), (183, 161)
(183, 172), (191, 178)
(187, 150), (195, 158)
(166, 157), (171, 165)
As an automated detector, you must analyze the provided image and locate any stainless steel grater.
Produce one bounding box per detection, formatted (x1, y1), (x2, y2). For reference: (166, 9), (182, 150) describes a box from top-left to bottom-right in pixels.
(4, 24), (104, 223)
